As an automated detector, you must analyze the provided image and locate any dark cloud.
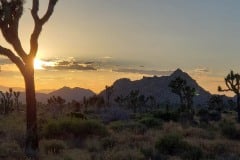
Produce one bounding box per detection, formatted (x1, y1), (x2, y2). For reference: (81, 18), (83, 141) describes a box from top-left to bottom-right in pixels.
(43, 59), (96, 71)
(44, 65), (96, 71)
(113, 68), (173, 76)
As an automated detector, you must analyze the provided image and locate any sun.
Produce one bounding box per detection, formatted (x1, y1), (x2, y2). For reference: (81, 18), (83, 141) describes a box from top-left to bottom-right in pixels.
(34, 58), (45, 70)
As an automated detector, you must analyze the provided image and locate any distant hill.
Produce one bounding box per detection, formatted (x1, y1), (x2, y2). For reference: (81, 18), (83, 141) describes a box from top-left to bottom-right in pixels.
(48, 86), (95, 102)
(16, 87), (95, 103)
(100, 68), (212, 107)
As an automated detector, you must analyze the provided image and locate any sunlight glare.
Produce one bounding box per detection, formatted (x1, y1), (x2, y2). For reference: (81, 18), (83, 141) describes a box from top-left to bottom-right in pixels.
(34, 58), (45, 70)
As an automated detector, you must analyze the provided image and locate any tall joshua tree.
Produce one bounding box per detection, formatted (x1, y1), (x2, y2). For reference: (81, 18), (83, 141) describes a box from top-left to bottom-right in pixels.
(218, 70), (240, 122)
(0, 0), (58, 158)
(169, 76), (196, 112)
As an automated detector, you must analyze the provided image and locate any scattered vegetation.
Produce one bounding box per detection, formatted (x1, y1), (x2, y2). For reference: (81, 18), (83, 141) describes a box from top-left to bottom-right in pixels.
(1, 74), (240, 159)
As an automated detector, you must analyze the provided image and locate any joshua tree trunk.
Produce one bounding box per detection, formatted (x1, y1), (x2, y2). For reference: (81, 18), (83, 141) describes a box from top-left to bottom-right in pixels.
(24, 61), (38, 158)
(237, 93), (240, 123)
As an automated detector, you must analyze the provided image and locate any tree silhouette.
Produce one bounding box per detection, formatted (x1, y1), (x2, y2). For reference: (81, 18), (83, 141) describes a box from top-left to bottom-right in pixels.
(169, 76), (196, 112)
(0, 0), (58, 158)
(218, 70), (240, 122)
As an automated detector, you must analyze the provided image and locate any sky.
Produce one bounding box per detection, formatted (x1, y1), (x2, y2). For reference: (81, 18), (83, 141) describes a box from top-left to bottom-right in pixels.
(0, 0), (240, 96)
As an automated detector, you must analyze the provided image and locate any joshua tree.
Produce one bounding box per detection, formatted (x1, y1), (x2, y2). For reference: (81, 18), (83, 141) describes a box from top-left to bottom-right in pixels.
(13, 91), (20, 112)
(0, 88), (13, 114)
(105, 85), (113, 107)
(208, 95), (224, 112)
(169, 77), (196, 112)
(218, 70), (240, 122)
(0, 0), (58, 158)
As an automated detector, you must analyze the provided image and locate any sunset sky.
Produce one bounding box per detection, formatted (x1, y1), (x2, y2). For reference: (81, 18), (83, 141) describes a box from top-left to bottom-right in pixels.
(0, 0), (240, 96)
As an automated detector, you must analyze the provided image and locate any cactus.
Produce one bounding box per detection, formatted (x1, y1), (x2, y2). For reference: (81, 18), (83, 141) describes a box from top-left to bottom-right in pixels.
(218, 70), (240, 122)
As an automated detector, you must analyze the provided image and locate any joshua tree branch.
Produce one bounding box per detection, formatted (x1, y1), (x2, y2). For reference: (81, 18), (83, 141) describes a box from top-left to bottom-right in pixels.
(29, 0), (58, 57)
(0, 45), (25, 75)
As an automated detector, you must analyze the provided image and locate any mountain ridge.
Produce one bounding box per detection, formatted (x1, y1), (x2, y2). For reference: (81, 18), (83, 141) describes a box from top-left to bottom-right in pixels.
(100, 69), (213, 107)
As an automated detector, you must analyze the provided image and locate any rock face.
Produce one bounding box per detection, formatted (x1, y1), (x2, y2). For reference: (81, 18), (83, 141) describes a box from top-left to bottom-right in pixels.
(100, 68), (212, 107)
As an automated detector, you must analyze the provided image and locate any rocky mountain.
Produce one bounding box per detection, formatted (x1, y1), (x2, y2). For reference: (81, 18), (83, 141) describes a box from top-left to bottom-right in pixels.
(100, 68), (212, 107)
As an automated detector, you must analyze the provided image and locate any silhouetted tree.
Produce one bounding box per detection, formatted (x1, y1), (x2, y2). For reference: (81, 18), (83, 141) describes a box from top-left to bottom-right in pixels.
(13, 91), (20, 112)
(169, 77), (196, 112)
(208, 95), (224, 112)
(105, 85), (113, 107)
(47, 96), (65, 117)
(218, 70), (240, 122)
(0, 88), (13, 114)
(0, 0), (58, 158)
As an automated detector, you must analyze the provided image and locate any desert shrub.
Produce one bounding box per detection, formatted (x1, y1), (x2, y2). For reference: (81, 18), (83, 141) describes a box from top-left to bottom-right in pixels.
(109, 121), (146, 134)
(126, 121), (147, 134)
(109, 149), (145, 160)
(138, 117), (162, 129)
(153, 110), (179, 122)
(109, 121), (126, 132)
(42, 118), (108, 138)
(101, 107), (130, 123)
(180, 145), (203, 160)
(155, 133), (189, 155)
(85, 139), (101, 152)
(198, 108), (209, 123)
(140, 146), (154, 159)
(101, 136), (116, 150)
(213, 143), (229, 155)
(209, 110), (221, 121)
(219, 120), (239, 139)
(0, 142), (24, 159)
(42, 139), (66, 154)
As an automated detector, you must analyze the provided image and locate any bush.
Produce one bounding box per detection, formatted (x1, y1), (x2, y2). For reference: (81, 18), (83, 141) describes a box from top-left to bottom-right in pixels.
(109, 121), (126, 132)
(219, 120), (239, 139)
(109, 121), (147, 134)
(180, 145), (203, 160)
(42, 118), (108, 138)
(153, 110), (179, 122)
(209, 110), (221, 121)
(101, 107), (129, 123)
(0, 142), (24, 159)
(101, 136), (116, 150)
(42, 139), (66, 154)
(138, 117), (162, 129)
(155, 133), (189, 155)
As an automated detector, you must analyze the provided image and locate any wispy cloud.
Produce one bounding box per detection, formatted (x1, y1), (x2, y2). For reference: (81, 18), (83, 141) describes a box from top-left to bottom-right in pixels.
(42, 58), (97, 71)
(193, 67), (210, 73)
(113, 68), (173, 76)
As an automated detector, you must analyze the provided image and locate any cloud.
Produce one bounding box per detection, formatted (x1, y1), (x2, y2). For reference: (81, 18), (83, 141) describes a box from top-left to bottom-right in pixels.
(102, 56), (113, 59)
(42, 59), (97, 71)
(193, 68), (210, 73)
(113, 68), (173, 76)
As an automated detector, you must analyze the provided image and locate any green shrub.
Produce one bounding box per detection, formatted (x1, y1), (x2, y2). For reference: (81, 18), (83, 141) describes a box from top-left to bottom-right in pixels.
(153, 110), (179, 122)
(109, 121), (126, 132)
(219, 120), (239, 139)
(0, 142), (24, 159)
(42, 139), (66, 154)
(101, 136), (116, 150)
(109, 121), (146, 134)
(180, 145), (203, 160)
(42, 118), (108, 138)
(139, 117), (162, 129)
(155, 133), (189, 155)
